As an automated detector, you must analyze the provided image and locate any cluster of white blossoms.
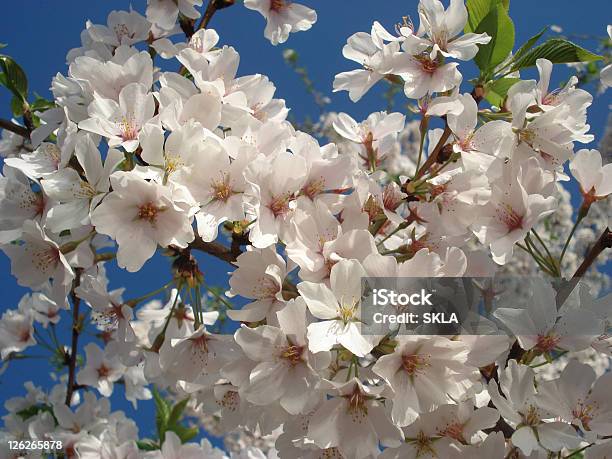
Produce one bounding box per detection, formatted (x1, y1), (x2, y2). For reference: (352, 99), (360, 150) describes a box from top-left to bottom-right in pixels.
(1, 0), (611, 458)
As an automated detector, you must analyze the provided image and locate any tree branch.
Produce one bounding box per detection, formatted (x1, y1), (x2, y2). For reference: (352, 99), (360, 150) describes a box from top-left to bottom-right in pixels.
(556, 227), (611, 306)
(189, 236), (241, 264)
(413, 123), (452, 180)
(65, 270), (83, 405)
(0, 117), (30, 139)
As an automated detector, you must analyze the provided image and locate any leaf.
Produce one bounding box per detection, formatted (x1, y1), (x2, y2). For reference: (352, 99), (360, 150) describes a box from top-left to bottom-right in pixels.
(170, 424), (199, 443)
(11, 96), (25, 117)
(152, 387), (171, 440)
(485, 77), (520, 107)
(473, 4), (515, 72)
(511, 26), (548, 65)
(465, 0), (496, 33)
(0, 43), (6, 49)
(0, 54), (28, 101)
(510, 38), (603, 72)
(136, 440), (159, 451)
(167, 398), (190, 428)
(30, 96), (56, 112)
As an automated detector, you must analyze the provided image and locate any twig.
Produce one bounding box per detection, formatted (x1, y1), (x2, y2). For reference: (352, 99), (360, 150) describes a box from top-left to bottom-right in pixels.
(0, 117), (30, 139)
(413, 124), (452, 180)
(65, 270), (83, 406)
(556, 227), (611, 306)
(190, 236), (241, 264)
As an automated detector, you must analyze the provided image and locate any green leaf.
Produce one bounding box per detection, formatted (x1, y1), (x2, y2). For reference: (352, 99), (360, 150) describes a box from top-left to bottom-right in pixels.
(510, 38), (603, 72)
(170, 424), (199, 443)
(511, 26), (548, 65)
(136, 440), (159, 451)
(485, 77), (520, 107)
(465, 0), (496, 33)
(473, 4), (515, 72)
(167, 398), (190, 428)
(30, 96), (56, 112)
(11, 96), (25, 117)
(152, 387), (171, 440)
(0, 54), (28, 101)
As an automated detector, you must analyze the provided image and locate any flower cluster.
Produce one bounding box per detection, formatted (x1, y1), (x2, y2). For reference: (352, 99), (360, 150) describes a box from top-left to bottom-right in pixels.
(1, 0), (611, 458)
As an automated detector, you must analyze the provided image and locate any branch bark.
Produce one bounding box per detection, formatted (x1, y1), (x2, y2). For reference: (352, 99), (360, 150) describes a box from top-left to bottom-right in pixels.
(413, 123), (452, 180)
(189, 236), (241, 264)
(0, 117), (30, 139)
(556, 227), (611, 307)
(65, 271), (83, 405)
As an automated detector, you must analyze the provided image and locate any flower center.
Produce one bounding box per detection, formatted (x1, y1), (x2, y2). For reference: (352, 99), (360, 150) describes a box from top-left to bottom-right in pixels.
(268, 193), (292, 217)
(280, 344), (304, 366)
(117, 116), (138, 141)
(210, 174), (233, 202)
(416, 55), (439, 74)
(97, 364), (111, 378)
(496, 204), (524, 232)
(382, 185), (403, 211)
(270, 0), (286, 12)
(344, 385), (368, 422)
(438, 422), (465, 442)
(302, 178), (326, 200)
(572, 400), (597, 431)
(522, 405), (541, 426)
(137, 202), (163, 224)
(113, 23), (133, 43)
(401, 354), (430, 376)
(413, 430), (436, 456)
(338, 297), (358, 323)
(30, 247), (60, 273)
(218, 390), (239, 411)
(535, 334), (560, 353)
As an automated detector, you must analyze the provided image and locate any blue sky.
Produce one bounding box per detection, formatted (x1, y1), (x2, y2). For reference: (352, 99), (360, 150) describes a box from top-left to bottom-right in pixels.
(0, 0), (610, 447)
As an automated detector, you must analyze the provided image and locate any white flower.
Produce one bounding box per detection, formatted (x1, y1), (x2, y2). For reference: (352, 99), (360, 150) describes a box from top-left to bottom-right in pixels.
(570, 149), (612, 205)
(244, 151), (308, 248)
(372, 336), (478, 426)
(308, 378), (402, 459)
(0, 166), (46, 244)
(402, 0), (491, 60)
(79, 83), (156, 152)
(41, 136), (123, 233)
(1, 220), (74, 289)
(473, 159), (556, 264)
(76, 343), (125, 397)
(538, 359), (612, 438)
(298, 259), (375, 357)
(392, 52), (462, 99)
(146, 0), (203, 32)
(333, 22), (402, 102)
(159, 325), (234, 385)
(0, 308), (35, 359)
(143, 431), (204, 459)
(234, 297), (329, 414)
(90, 171), (195, 272)
(494, 278), (603, 354)
(488, 360), (581, 455)
(227, 245), (287, 323)
(244, 0), (317, 46)
(4, 142), (69, 180)
(87, 9), (151, 47)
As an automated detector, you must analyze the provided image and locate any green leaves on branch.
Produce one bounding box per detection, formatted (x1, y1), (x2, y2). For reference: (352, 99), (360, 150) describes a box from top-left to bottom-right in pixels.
(466, 0), (515, 75)
(0, 54), (28, 102)
(484, 77), (519, 107)
(151, 388), (198, 448)
(508, 38), (603, 72)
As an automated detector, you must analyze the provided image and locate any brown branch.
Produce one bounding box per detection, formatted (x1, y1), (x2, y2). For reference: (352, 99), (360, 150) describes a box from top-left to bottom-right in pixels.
(0, 117), (30, 139)
(190, 236), (241, 264)
(414, 123), (452, 180)
(65, 270), (83, 406)
(556, 227), (611, 307)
